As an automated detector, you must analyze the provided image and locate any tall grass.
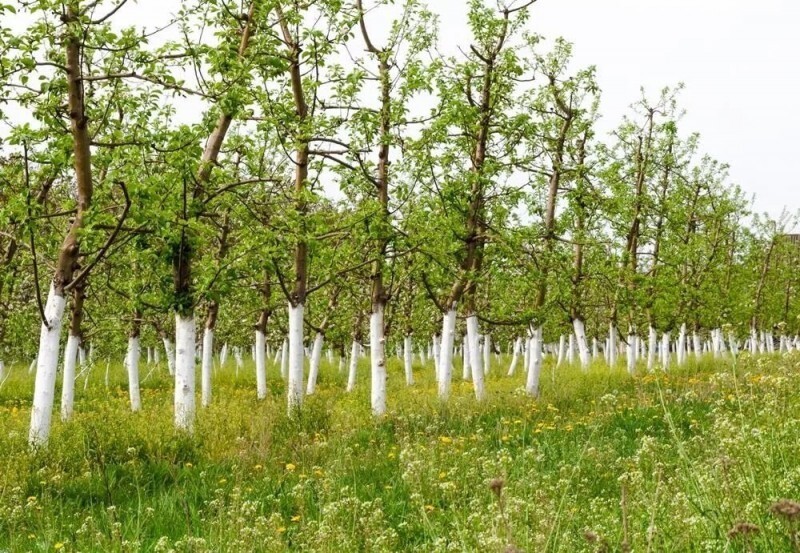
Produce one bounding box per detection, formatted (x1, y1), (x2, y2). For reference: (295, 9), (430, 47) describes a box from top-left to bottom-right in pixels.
(2, 351), (800, 551)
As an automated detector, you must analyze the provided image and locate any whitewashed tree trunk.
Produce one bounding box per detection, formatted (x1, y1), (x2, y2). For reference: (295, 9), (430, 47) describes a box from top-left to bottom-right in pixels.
(29, 286), (67, 446)
(750, 327), (758, 355)
(59, 334), (80, 421)
(255, 330), (267, 399)
(280, 338), (289, 380)
(438, 308), (457, 399)
(523, 337), (530, 374)
(174, 315), (196, 432)
(346, 339), (359, 392)
(306, 332), (324, 395)
(483, 333), (491, 375)
(220, 343), (228, 366)
(507, 337), (521, 376)
(573, 319), (590, 369)
(287, 303), (305, 413)
(677, 324), (687, 365)
(647, 326), (657, 372)
(466, 314), (486, 401)
(626, 331), (636, 374)
(661, 332), (670, 370)
(162, 337), (176, 376)
(462, 335), (471, 381)
(147, 346), (153, 365)
(78, 346), (87, 366)
(127, 336), (142, 412)
(0, 360), (5, 382)
(609, 323), (618, 368)
(201, 328), (213, 407)
(556, 335), (566, 367)
(370, 305), (387, 416)
(568, 333), (576, 365)
(404, 335), (414, 386)
(432, 334), (441, 381)
(526, 327), (543, 397)
(592, 337), (599, 359)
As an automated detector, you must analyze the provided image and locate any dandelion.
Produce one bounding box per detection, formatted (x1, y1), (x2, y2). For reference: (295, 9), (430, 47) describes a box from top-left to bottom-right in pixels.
(253, 464), (263, 471)
(277, 527), (286, 533)
(54, 543), (64, 550)
(291, 514), (301, 522)
(285, 463), (296, 472)
(439, 436), (452, 444)
(184, 462), (193, 468)
(424, 504), (434, 512)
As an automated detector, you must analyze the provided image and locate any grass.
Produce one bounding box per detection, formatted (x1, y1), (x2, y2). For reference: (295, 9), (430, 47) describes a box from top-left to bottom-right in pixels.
(2, 351), (800, 551)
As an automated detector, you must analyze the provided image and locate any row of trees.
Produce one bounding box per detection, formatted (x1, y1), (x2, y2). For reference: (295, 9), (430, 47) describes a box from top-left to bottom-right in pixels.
(0, 0), (796, 446)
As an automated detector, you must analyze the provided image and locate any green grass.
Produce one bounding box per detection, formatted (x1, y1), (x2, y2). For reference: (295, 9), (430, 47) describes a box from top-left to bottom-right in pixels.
(2, 352), (800, 551)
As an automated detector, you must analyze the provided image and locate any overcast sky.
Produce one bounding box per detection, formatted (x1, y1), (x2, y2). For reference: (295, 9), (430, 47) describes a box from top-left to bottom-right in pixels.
(522, 0), (800, 220)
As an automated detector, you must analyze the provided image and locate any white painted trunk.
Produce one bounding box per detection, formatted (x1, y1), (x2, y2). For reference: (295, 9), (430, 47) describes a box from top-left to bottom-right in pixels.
(306, 332), (324, 395)
(201, 328), (213, 407)
(347, 339), (359, 392)
(462, 334), (471, 381)
(523, 337), (531, 374)
(508, 337), (521, 376)
(647, 326), (657, 372)
(483, 333), (491, 375)
(127, 336), (142, 412)
(255, 330), (267, 399)
(592, 337), (599, 359)
(573, 319), (590, 369)
(437, 308), (457, 399)
(729, 333), (739, 357)
(29, 286), (67, 447)
(162, 338), (176, 376)
(78, 346), (87, 366)
(466, 314), (486, 401)
(220, 342), (228, 366)
(556, 335), (566, 367)
(287, 303), (305, 413)
(677, 324), (687, 365)
(750, 327), (758, 355)
(626, 332), (636, 375)
(661, 332), (671, 370)
(0, 360), (5, 382)
(609, 323), (618, 367)
(174, 315), (196, 432)
(147, 346), (153, 365)
(526, 327), (543, 397)
(404, 335), (414, 386)
(432, 335), (441, 381)
(568, 333), (576, 365)
(280, 338), (289, 379)
(59, 334), (80, 421)
(370, 305), (387, 415)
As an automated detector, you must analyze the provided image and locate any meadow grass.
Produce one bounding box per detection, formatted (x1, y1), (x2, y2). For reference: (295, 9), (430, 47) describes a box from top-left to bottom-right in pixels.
(2, 352), (800, 551)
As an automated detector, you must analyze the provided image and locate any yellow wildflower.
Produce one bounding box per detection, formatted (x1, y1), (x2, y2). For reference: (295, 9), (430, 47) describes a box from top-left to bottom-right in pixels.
(285, 463), (296, 472)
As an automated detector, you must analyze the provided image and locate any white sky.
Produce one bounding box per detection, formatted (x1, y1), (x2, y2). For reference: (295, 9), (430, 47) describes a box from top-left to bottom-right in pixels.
(7, 0), (799, 219)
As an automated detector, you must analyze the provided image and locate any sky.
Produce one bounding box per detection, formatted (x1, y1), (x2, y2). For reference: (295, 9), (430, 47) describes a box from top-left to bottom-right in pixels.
(422, 0), (799, 221)
(6, 0), (800, 220)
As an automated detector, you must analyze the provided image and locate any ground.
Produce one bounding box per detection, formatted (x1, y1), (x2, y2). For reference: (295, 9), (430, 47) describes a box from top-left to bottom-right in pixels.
(1, 352), (800, 552)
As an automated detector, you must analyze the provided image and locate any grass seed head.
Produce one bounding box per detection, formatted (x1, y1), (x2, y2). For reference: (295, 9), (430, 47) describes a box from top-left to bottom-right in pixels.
(770, 499), (800, 521)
